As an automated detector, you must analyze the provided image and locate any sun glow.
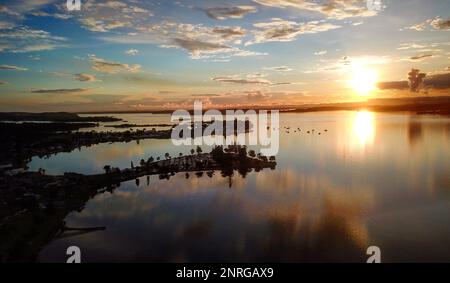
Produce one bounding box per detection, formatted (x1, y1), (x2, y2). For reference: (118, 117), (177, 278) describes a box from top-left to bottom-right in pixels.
(350, 67), (378, 95)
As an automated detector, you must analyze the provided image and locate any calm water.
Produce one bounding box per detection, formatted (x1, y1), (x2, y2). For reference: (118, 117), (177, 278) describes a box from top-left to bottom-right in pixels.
(32, 111), (450, 262)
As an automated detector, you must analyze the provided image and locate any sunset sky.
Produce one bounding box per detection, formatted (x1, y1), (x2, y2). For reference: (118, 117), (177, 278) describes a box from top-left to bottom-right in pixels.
(0, 0), (449, 112)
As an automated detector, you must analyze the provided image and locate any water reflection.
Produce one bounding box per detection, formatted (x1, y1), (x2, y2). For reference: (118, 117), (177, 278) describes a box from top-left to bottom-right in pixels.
(352, 111), (375, 148)
(408, 119), (423, 148)
(32, 112), (450, 262)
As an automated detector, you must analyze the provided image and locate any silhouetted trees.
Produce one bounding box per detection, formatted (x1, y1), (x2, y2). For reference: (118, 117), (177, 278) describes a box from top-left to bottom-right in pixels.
(103, 165), (111, 174)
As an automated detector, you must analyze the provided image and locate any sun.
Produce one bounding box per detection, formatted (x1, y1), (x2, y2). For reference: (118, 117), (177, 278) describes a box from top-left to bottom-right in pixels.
(350, 67), (378, 95)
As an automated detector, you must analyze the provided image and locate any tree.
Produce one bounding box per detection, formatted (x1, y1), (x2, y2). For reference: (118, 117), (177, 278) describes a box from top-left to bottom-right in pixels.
(165, 152), (170, 160)
(238, 145), (247, 159)
(408, 68), (426, 92)
(211, 145), (224, 162)
(179, 153), (183, 157)
(248, 150), (256, 158)
(196, 146), (202, 154)
(157, 157), (160, 161)
(148, 156), (154, 163)
(269, 156), (276, 161)
(190, 148), (195, 155)
(140, 159), (145, 167)
(103, 165), (111, 174)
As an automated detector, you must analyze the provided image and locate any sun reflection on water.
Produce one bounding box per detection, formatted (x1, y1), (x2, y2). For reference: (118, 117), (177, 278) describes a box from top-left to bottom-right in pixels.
(353, 111), (375, 148)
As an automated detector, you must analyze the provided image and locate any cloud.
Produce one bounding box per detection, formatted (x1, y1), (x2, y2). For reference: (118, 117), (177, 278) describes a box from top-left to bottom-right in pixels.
(397, 43), (428, 50)
(212, 26), (246, 39)
(58, 0), (152, 32)
(247, 18), (341, 45)
(30, 88), (89, 94)
(0, 5), (21, 18)
(424, 72), (450, 89)
(0, 64), (28, 71)
(0, 21), (16, 29)
(29, 11), (73, 20)
(75, 73), (99, 82)
(430, 17), (450, 30)
(405, 17), (450, 31)
(211, 74), (292, 86)
(376, 81), (409, 90)
(264, 66), (293, 72)
(314, 50), (327, 55)
(90, 55), (141, 73)
(102, 21), (261, 60)
(0, 1), (55, 18)
(0, 26), (67, 53)
(247, 72), (267, 78)
(125, 49), (139, 56)
(252, 0), (379, 20)
(203, 6), (257, 20)
(401, 54), (433, 62)
(171, 38), (235, 59)
(397, 42), (449, 55)
(212, 75), (272, 85)
(377, 69), (450, 92)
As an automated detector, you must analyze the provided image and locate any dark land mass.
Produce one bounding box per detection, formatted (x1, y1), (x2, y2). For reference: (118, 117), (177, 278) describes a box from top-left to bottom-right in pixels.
(0, 112), (121, 122)
(76, 96), (450, 115)
(0, 120), (251, 169)
(286, 96), (450, 115)
(105, 123), (174, 128)
(0, 146), (276, 262)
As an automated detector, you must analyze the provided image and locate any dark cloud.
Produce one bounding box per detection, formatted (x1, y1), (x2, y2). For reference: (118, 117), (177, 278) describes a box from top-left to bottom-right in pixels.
(203, 6), (257, 20)
(90, 55), (141, 73)
(431, 19), (450, 30)
(30, 88), (88, 94)
(212, 27), (246, 39)
(431, 18), (450, 30)
(424, 73), (450, 89)
(406, 17), (450, 31)
(377, 81), (409, 90)
(75, 73), (98, 82)
(377, 69), (450, 92)
(408, 54), (433, 61)
(173, 38), (232, 58)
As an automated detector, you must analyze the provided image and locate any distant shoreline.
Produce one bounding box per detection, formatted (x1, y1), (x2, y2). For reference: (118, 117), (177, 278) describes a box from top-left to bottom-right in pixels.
(73, 96), (450, 116)
(0, 96), (449, 116)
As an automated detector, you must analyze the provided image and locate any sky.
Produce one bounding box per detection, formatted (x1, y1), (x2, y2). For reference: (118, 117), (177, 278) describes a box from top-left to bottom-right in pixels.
(0, 0), (449, 112)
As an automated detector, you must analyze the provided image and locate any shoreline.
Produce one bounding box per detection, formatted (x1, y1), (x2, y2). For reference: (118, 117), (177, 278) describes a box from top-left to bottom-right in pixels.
(72, 96), (450, 116)
(0, 147), (276, 262)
